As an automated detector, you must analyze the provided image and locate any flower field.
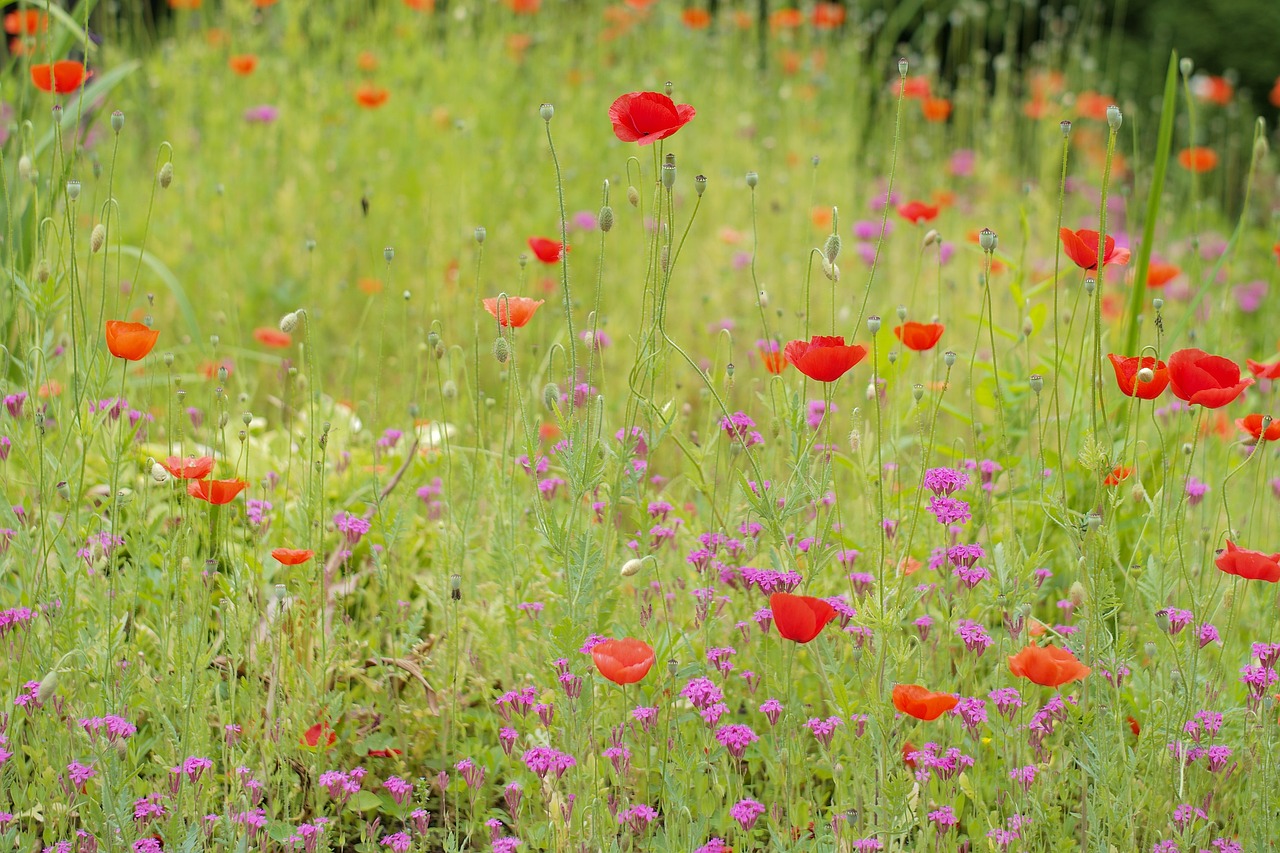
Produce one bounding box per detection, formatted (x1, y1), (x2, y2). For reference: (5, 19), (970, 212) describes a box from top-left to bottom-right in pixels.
(3, 0), (1280, 851)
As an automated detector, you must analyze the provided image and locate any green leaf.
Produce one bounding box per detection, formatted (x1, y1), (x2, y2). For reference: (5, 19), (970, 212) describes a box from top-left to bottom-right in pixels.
(346, 790), (385, 813)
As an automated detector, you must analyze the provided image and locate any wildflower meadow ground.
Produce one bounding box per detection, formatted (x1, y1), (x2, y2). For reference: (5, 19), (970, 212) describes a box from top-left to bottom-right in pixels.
(3, 0), (1280, 851)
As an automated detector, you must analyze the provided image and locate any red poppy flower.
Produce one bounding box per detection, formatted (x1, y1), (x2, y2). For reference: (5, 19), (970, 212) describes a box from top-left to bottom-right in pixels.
(355, 85), (389, 108)
(1193, 75), (1233, 106)
(1247, 359), (1280, 380)
(1236, 414), (1280, 442)
(783, 336), (866, 382)
(1167, 348), (1253, 409)
(1272, 77), (1280, 109)
(891, 684), (958, 721)
(161, 456), (215, 480)
(920, 97), (952, 122)
(1106, 354), (1169, 399)
(403, 0), (435, 10)
(1059, 228), (1130, 271)
(769, 592), (836, 644)
(505, 0), (541, 12)
(1103, 465), (1132, 486)
(31, 61), (88, 94)
(228, 54), (258, 75)
(1127, 715), (1140, 737)
(105, 321), (160, 361)
(1075, 91), (1112, 120)
(769, 7), (803, 29)
(608, 91), (696, 145)
(187, 478), (249, 505)
(681, 8), (710, 28)
(1214, 540), (1280, 583)
(759, 347), (788, 375)
(4, 10), (46, 34)
(897, 77), (930, 99)
(1145, 262), (1181, 288)
(897, 201), (939, 224)
(482, 296), (544, 328)
(893, 322), (944, 352)
(301, 721), (337, 748)
(527, 237), (567, 264)
(272, 548), (315, 565)
(1178, 147), (1218, 173)
(901, 740), (918, 769)
(254, 327), (292, 348)
(1008, 643), (1090, 687)
(811, 2), (845, 28)
(368, 747), (404, 757)
(590, 637), (655, 685)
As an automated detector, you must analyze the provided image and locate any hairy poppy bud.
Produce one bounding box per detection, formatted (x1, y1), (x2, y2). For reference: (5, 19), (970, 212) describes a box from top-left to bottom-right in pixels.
(758, 290), (768, 308)
(599, 205), (614, 232)
(66, 180), (81, 201)
(492, 336), (510, 364)
(1179, 57), (1193, 77)
(821, 258), (839, 282)
(1106, 105), (1122, 130)
(542, 382), (560, 410)
(152, 462), (169, 483)
(91, 224), (106, 253)
(745, 171), (758, 189)
(620, 557), (644, 577)
(434, 343), (445, 360)
(823, 232), (841, 264)
(37, 670), (59, 702)
(36, 259), (50, 283)
(1136, 367), (1154, 384)
(922, 229), (940, 248)
(627, 186), (640, 207)
(539, 103), (554, 122)
(442, 380), (457, 399)
(158, 161), (173, 189)
(280, 312), (299, 333)
(18, 155), (32, 183)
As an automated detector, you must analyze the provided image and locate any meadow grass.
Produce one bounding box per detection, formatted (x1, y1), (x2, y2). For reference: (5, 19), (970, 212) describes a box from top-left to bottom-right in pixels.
(2, 1), (1280, 851)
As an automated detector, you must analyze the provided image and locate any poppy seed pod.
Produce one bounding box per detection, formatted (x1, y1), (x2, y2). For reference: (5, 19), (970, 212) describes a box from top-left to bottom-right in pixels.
(539, 103), (554, 121)
(745, 171), (758, 188)
(897, 57), (909, 77)
(450, 573), (462, 601)
(867, 315), (881, 334)
(1179, 57), (1193, 77)
(66, 180), (80, 201)
(664, 80), (674, 96)
(383, 247), (394, 263)
(978, 228), (996, 251)
(1060, 120), (1071, 136)
(661, 155), (676, 190)
(912, 384), (924, 401)
(896, 304), (907, 321)
(1106, 105), (1122, 130)
(1029, 374), (1043, 394)
(91, 224), (106, 253)
(694, 174), (707, 197)
(158, 161), (173, 189)
(56, 481), (70, 500)
(627, 186), (640, 207)
(944, 351), (956, 367)
(1084, 277), (1096, 294)
(474, 226), (486, 244)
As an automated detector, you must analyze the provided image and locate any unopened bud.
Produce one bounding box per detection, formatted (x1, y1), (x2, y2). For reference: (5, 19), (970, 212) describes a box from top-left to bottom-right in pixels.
(91, 224), (106, 253)
(922, 229), (940, 248)
(279, 312), (299, 333)
(37, 670), (59, 702)
(36, 259), (50, 282)
(627, 186), (640, 207)
(823, 232), (841, 264)
(620, 558), (644, 577)
(442, 380), (457, 399)
(542, 383), (561, 410)
(599, 205), (614, 232)
(17, 155), (32, 183)
(152, 463), (169, 483)
(1179, 57), (1193, 77)
(158, 161), (173, 189)
(492, 336), (510, 364)
(758, 290), (768, 308)
(1136, 367), (1154, 384)
(821, 258), (839, 282)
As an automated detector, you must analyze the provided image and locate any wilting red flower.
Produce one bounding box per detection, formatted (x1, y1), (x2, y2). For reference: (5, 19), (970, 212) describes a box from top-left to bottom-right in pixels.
(1106, 354), (1169, 399)
(1145, 262), (1181, 288)
(355, 85), (389, 108)
(681, 7), (710, 28)
(187, 478), (249, 505)
(1103, 465), (1132, 486)
(254, 327), (292, 348)
(272, 548), (315, 565)
(161, 456), (215, 480)
(591, 637), (655, 684)
(31, 61), (88, 94)
(105, 321), (160, 361)
(1247, 359), (1280, 380)
(1236, 414), (1280, 442)
(893, 322), (944, 352)
(4, 10), (46, 34)
(1008, 644), (1090, 687)
(301, 721), (337, 748)
(1167, 348), (1253, 408)
(527, 237), (567, 264)
(482, 296), (544, 328)
(168, 0), (203, 9)
(228, 54), (258, 75)
(1214, 540), (1280, 583)
(1059, 228), (1130, 271)
(608, 91), (696, 145)
(897, 201), (939, 224)
(783, 336), (866, 382)
(1178, 147), (1218, 173)
(891, 684), (958, 721)
(920, 97), (952, 122)
(769, 592), (836, 644)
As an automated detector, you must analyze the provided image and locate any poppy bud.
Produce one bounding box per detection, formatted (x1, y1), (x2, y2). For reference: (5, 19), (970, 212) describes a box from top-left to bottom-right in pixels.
(1106, 105), (1122, 130)
(1084, 277), (1095, 295)
(944, 350), (956, 367)
(867, 315), (881, 334)
(66, 180), (81, 201)
(384, 247), (394, 263)
(823, 232), (841, 264)
(492, 336), (510, 364)
(1029, 374), (1043, 394)
(597, 205), (615, 232)
(18, 155), (32, 183)
(897, 57), (909, 77)
(280, 312), (299, 333)
(1182, 442), (1192, 456)
(475, 226), (486, 244)
(979, 228), (996, 251)
(36, 259), (50, 282)
(434, 343), (445, 360)
(1136, 367), (1154, 384)
(158, 161), (173, 189)
(821, 258), (839, 282)
(91, 224), (106, 253)
(745, 171), (758, 188)
(620, 558), (644, 577)
(1179, 57), (1193, 77)
(37, 669), (59, 702)
(152, 462), (169, 483)
(1069, 581), (1087, 607)
(540, 103), (554, 121)
(1253, 132), (1269, 166)
(542, 382), (560, 410)
(305, 239), (316, 252)
(922, 229), (940, 248)
(1060, 120), (1071, 136)
(627, 186), (640, 207)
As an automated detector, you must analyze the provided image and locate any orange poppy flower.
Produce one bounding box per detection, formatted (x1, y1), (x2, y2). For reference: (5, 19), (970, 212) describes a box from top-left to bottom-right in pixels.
(253, 0), (279, 6)
(357, 278), (384, 295)
(404, 0), (435, 8)
(759, 347), (788, 375)
(1236, 414), (1280, 443)
(505, 0), (540, 12)
(1178, 147), (1218, 173)
(769, 592), (836, 644)
(4, 10), (46, 34)
(105, 321), (160, 361)
(355, 85), (389, 108)
(1008, 643), (1090, 687)
(482, 296), (544, 328)
(187, 478), (249, 505)
(1075, 91), (1112, 120)
(811, 2), (845, 28)
(1192, 75), (1233, 106)
(680, 7), (711, 28)
(1214, 540), (1280, 583)
(1103, 465), (1132, 486)
(1272, 77), (1280, 109)
(1127, 715), (1140, 737)
(921, 97), (952, 122)
(254, 328), (292, 348)
(891, 684), (958, 721)
(1247, 359), (1280, 380)
(39, 380), (62, 398)
(897, 201), (939, 224)
(769, 7), (803, 29)
(590, 637), (655, 684)
(356, 51), (379, 72)
(1106, 354), (1169, 399)
(1145, 262), (1181, 288)
(31, 61), (89, 94)
(272, 548), (315, 565)
(161, 456), (215, 480)
(893, 322), (944, 352)
(228, 54), (258, 75)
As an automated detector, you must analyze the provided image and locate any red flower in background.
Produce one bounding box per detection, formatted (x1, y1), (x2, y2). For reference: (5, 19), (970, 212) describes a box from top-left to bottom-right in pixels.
(188, 478), (249, 505)
(4, 10), (46, 33)
(769, 592), (836, 644)
(681, 8), (710, 28)
(1215, 541), (1280, 583)
(1106, 354), (1169, 399)
(483, 296), (544, 328)
(608, 91), (696, 145)
(1236, 414), (1280, 443)
(811, 2), (845, 28)
(1059, 228), (1130, 271)
(161, 456), (215, 480)
(527, 237), (567, 263)
(758, 344), (788, 374)
(228, 54), (258, 75)
(31, 61), (88, 94)
(920, 97), (952, 122)
(302, 721), (337, 749)
(1103, 465), (1132, 486)
(893, 322), (944, 352)
(897, 201), (939, 224)
(891, 684), (958, 721)
(1145, 263), (1181, 288)
(591, 638), (655, 684)
(1178, 147), (1218, 173)
(1247, 359), (1280, 380)
(1008, 644), (1090, 687)
(105, 321), (160, 361)
(254, 328), (292, 348)
(272, 548), (315, 565)
(783, 336), (866, 382)
(1167, 348), (1253, 408)
(355, 85), (389, 108)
